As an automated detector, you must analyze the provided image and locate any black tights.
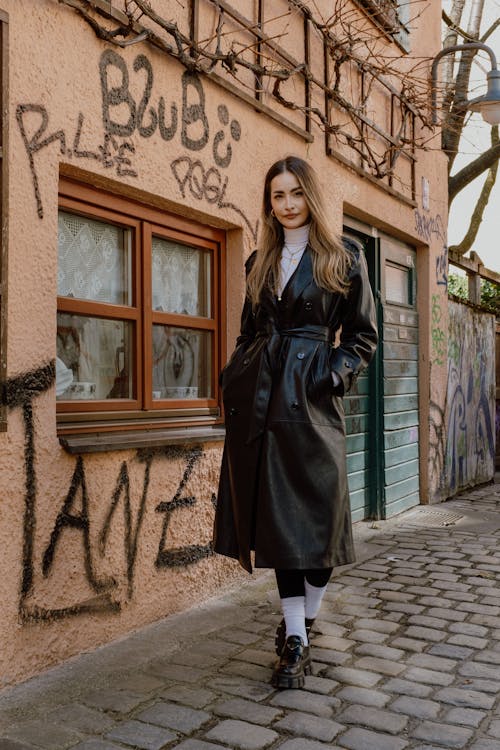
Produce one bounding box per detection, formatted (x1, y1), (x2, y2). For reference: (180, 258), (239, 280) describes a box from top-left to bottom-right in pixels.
(275, 568), (333, 599)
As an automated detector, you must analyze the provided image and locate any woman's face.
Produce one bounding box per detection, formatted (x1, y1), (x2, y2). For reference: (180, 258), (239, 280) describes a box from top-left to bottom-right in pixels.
(270, 170), (310, 230)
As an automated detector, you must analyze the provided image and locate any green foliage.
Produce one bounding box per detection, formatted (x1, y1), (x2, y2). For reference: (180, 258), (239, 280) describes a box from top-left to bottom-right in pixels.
(481, 280), (500, 315)
(448, 274), (468, 299)
(448, 273), (500, 315)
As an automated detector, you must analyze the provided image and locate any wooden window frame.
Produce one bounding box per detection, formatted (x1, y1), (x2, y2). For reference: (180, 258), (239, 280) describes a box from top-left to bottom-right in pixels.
(57, 178), (226, 436)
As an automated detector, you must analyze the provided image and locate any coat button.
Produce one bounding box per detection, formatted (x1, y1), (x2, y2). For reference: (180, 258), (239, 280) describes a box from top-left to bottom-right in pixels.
(228, 407), (238, 416)
(297, 352), (305, 360)
(304, 301), (313, 311)
(291, 401), (299, 410)
(243, 358), (249, 365)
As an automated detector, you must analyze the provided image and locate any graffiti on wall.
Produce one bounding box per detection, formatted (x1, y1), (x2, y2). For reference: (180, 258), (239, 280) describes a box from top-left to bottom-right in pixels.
(2, 364), (218, 624)
(435, 246), (448, 288)
(414, 208), (448, 289)
(414, 209), (446, 245)
(445, 301), (495, 494)
(16, 50), (258, 240)
(429, 400), (447, 495)
(431, 294), (446, 366)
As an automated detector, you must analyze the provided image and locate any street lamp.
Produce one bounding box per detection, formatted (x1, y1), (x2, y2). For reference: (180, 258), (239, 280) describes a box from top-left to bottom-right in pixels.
(431, 42), (500, 126)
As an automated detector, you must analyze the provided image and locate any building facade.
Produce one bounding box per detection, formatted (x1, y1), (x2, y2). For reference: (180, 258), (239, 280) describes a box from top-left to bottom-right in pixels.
(0, 0), (454, 686)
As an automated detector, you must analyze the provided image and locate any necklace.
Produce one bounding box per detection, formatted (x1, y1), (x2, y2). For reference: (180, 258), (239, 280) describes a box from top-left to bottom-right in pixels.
(278, 244), (305, 301)
(282, 243), (304, 264)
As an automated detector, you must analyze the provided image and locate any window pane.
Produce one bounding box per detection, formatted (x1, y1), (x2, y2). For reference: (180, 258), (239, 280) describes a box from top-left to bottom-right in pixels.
(152, 237), (211, 317)
(57, 313), (133, 400)
(58, 211), (131, 305)
(152, 325), (212, 399)
(386, 263), (410, 305)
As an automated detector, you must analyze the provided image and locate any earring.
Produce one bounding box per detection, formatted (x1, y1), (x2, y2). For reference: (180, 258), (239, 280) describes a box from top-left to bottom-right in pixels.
(271, 209), (275, 217)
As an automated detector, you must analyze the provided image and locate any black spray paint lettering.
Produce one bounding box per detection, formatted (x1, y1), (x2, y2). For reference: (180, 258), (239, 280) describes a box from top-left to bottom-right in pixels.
(436, 245), (448, 288)
(100, 49), (178, 141)
(414, 209), (446, 244)
(17, 49), (254, 237)
(72, 113), (137, 177)
(42, 455), (115, 594)
(1, 362), (56, 604)
(171, 155), (258, 242)
(16, 105), (137, 219)
(98, 458), (152, 599)
(16, 105), (66, 219)
(155, 446), (213, 568)
(100, 51), (211, 149)
(2, 363), (218, 623)
(213, 104), (241, 168)
(2, 362), (118, 621)
(100, 52), (240, 154)
(38, 446), (213, 620)
(181, 71), (209, 151)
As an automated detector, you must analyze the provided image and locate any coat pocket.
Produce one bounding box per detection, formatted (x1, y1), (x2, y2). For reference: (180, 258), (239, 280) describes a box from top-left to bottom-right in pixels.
(307, 344), (334, 398)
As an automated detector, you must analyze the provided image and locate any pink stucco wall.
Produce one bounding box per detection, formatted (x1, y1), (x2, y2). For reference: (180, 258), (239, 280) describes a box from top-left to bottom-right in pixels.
(0, 0), (448, 685)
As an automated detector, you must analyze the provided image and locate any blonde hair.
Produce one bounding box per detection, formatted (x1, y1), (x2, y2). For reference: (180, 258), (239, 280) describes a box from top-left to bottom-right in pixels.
(247, 156), (352, 307)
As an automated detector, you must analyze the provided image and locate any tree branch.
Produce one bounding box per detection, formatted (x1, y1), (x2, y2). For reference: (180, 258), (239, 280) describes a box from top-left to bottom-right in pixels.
(449, 136), (500, 202)
(449, 129), (498, 255)
(481, 17), (500, 43)
(441, 8), (474, 43)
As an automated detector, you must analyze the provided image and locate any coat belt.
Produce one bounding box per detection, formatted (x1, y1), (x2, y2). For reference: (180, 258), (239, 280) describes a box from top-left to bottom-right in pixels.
(247, 324), (332, 443)
(256, 323), (332, 342)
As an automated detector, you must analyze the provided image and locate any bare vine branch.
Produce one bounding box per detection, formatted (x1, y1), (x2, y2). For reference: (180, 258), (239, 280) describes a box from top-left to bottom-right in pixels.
(56, 0), (439, 185)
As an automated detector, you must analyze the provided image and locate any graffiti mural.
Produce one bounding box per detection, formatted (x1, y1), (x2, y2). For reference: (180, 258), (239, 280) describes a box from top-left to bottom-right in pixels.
(445, 300), (495, 495)
(16, 50), (258, 240)
(429, 399), (446, 495)
(1, 363), (218, 624)
(431, 294), (446, 367)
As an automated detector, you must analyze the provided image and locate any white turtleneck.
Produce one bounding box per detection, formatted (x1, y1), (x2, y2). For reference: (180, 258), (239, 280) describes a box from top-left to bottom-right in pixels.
(278, 223), (310, 297)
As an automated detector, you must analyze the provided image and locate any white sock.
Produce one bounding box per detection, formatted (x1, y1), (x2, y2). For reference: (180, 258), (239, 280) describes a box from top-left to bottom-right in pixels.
(304, 580), (328, 620)
(281, 596), (308, 644)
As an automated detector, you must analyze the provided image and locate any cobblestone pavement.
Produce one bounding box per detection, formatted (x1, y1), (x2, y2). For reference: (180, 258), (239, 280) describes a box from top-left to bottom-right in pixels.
(2, 478), (500, 750)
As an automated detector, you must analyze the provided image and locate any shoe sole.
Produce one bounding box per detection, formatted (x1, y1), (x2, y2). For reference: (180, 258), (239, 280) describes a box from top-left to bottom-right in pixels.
(271, 657), (312, 690)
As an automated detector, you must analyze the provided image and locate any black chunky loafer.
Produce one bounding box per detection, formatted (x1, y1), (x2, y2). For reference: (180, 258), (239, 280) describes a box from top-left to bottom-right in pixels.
(271, 635), (312, 690)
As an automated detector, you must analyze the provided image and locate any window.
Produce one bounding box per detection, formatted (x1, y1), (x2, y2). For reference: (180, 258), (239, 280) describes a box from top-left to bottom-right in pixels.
(57, 180), (225, 436)
(355, 0), (410, 51)
(385, 262), (412, 305)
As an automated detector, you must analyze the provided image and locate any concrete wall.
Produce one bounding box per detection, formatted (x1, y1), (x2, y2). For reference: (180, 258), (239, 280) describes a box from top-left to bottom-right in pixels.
(0, 0), (447, 685)
(443, 300), (496, 495)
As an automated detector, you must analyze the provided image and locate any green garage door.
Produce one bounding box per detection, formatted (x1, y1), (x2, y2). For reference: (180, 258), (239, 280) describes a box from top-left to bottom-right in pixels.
(380, 232), (420, 517)
(343, 224), (380, 521)
(343, 222), (419, 520)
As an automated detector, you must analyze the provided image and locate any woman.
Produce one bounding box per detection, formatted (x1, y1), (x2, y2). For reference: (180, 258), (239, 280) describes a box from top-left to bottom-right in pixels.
(214, 156), (378, 689)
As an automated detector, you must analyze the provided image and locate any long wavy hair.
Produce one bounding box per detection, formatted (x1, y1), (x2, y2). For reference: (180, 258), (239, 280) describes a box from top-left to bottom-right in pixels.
(247, 156), (352, 307)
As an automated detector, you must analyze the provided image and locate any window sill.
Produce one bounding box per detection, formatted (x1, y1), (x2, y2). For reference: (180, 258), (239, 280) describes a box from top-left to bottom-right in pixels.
(59, 425), (226, 454)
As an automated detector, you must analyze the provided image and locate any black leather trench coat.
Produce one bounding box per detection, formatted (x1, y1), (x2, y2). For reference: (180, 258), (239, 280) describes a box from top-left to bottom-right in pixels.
(213, 241), (378, 573)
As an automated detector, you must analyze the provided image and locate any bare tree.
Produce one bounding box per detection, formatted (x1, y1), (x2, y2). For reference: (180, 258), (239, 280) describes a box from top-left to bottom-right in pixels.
(441, 0), (500, 255)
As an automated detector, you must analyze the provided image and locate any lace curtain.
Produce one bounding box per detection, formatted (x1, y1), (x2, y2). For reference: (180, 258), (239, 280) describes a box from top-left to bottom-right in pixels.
(57, 212), (131, 399)
(152, 237), (210, 316)
(58, 211), (130, 304)
(151, 238), (211, 398)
